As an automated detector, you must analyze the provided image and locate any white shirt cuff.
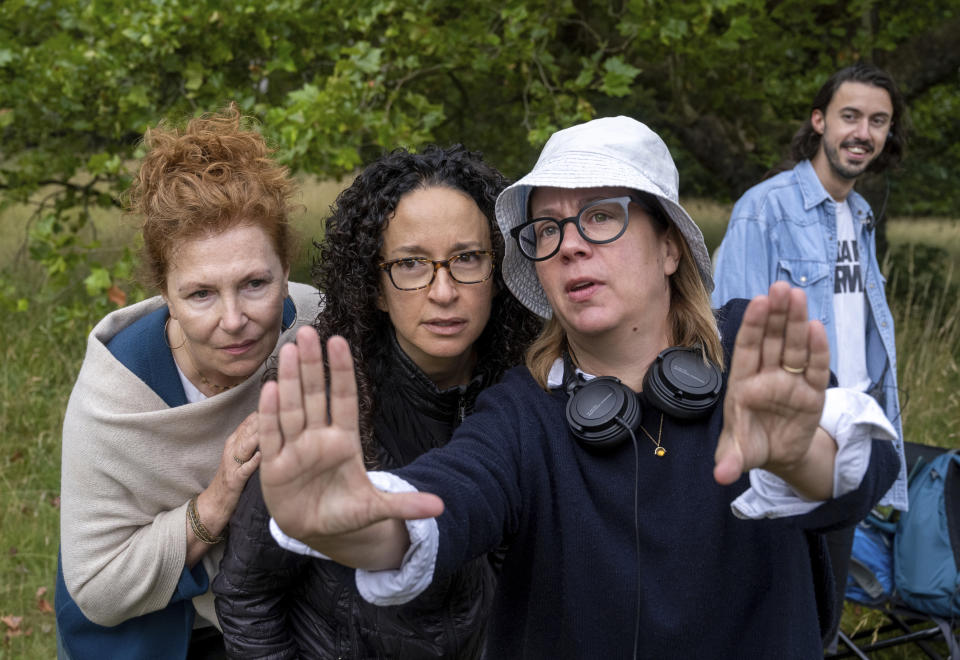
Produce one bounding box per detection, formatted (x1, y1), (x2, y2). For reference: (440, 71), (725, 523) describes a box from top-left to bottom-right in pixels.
(355, 471), (439, 606)
(267, 471), (439, 606)
(269, 517), (329, 558)
(731, 388), (896, 519)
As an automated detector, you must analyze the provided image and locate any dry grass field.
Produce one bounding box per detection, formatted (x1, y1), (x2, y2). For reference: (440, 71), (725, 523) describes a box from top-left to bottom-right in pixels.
(0, 179), (957, 658)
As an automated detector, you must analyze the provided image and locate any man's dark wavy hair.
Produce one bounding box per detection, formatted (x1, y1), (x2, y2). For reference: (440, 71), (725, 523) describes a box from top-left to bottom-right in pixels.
(312, 144), (542, 462)
(790, 62), (907, 174)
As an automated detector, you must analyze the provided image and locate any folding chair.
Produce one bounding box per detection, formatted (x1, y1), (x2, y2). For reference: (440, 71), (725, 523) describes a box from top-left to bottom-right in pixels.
(825, 442), (960, 659)
(832, 604), (957, 659)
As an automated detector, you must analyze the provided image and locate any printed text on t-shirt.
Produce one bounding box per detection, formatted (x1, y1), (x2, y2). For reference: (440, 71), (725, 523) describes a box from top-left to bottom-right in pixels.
(835, 239), (863, 294)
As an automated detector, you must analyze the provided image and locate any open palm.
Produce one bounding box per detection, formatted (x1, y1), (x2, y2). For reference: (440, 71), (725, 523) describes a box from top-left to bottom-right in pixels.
(714, 282), (831, 486)
(258, 328), (443, 566)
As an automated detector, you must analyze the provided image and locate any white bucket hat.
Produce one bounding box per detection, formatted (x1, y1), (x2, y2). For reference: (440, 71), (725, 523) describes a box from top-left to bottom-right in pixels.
(495, 115), (714, 319)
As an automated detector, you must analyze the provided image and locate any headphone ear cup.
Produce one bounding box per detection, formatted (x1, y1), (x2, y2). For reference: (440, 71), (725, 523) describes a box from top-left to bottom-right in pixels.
(643, 347), (721, 420)
(566, 377), (642, 451)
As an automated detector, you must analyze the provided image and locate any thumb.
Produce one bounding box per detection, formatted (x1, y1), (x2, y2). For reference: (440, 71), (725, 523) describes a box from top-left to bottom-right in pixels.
(713, 430), (745, 485)
(374, 491), (445, 522)
(239, 451), (262, 478)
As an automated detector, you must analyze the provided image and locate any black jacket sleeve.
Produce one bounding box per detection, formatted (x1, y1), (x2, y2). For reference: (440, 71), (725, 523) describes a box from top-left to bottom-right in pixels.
(213, 471), (308, 659)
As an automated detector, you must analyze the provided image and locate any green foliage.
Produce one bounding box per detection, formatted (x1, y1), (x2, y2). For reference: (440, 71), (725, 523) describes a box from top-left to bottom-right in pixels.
(896, 82), (960, 216)
(2, 0), (957, 302)
(26, 212), (137, 301)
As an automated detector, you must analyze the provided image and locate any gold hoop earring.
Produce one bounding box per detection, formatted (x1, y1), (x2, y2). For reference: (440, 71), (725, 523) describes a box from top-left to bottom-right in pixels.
(164, 316), (186, 350)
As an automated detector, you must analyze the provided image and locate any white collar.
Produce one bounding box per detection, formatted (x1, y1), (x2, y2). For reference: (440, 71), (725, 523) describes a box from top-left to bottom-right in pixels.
(547, 357), (597, 389)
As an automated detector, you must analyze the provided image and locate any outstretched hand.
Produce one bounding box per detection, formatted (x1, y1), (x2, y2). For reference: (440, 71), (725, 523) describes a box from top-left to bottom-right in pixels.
(259, 327), (444, 569)
(713, 282), (833, 494)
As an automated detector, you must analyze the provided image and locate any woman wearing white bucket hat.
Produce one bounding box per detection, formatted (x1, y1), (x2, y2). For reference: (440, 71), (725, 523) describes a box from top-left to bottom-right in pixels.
(256, 117), (899, 658)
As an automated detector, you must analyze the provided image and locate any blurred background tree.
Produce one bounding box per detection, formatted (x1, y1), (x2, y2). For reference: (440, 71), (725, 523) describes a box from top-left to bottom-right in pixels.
(1, 0), (957, 288)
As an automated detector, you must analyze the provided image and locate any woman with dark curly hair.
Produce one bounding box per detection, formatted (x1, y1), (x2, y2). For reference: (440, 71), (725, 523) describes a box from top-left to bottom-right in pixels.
(213, 144), (541, 658)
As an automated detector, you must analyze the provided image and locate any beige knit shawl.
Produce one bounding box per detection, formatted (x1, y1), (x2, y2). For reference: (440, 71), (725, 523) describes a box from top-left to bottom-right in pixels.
(60, 281), (319, 628)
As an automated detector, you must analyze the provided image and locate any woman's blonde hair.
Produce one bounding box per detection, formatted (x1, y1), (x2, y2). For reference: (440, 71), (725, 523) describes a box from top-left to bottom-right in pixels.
(526, 217), (723, 389)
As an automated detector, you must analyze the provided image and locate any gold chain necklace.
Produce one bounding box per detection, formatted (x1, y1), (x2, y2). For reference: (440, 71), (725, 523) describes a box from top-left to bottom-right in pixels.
(638, 412), (665, 457)
(198, 372), (235, 393)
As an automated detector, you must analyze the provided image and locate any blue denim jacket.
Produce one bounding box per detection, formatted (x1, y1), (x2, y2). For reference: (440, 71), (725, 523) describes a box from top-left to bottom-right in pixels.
(711, 159), (907, 509)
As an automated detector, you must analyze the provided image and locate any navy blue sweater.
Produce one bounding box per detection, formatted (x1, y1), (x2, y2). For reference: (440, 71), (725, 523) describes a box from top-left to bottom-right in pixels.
(397, 304), (899, 658)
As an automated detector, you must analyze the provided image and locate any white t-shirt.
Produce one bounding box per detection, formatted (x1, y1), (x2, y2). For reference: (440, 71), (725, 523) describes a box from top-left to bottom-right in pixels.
(832, 200), (871, 392)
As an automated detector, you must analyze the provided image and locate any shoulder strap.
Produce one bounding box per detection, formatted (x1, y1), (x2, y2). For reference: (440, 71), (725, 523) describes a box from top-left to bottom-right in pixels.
(848, 557), (887, 601)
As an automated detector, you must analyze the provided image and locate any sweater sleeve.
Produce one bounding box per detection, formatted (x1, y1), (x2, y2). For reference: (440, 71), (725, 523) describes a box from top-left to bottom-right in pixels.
(395, 371), (533, 579)
(213, 472), (304, 659)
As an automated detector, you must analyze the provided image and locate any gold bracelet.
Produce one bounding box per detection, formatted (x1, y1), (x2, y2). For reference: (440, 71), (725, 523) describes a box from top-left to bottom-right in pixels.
(187, 495), (224, 545)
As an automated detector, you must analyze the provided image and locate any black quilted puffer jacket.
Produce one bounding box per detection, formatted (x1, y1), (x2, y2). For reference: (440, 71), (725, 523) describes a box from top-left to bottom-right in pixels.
(213, 340), (498, 659)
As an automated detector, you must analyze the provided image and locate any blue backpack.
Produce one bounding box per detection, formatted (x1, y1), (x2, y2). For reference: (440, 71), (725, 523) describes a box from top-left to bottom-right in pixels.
(894, 451), (960, 618)
(846, 515), (896, 606)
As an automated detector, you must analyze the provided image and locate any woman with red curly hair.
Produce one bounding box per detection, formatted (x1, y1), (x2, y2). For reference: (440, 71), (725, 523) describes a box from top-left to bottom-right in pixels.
(55, 106), (319, 659)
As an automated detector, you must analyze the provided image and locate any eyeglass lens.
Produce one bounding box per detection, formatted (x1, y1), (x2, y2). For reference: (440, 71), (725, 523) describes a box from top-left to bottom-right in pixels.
(517, 197), (630, 260)
(388, 251), (493, 290)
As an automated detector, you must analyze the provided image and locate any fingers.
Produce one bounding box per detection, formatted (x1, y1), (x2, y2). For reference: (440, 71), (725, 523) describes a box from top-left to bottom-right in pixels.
(732, 282), (814, 380)
(805, 320), (831, 391)
(260, 331), (359, 463)
(727, 292), (768, 383)
(277, 340), (307, 441)
(297, 326), (328, 430)
(232, 412), (259, 463)
(275, 328), (344, 438)
(232, 418), (260, 475)
(760, 281), (792, 371)
(238, 450), (262, 478)
(259, 381), (282, 461)
(326, 336), (360, 435)
(779, 286), (811, 373)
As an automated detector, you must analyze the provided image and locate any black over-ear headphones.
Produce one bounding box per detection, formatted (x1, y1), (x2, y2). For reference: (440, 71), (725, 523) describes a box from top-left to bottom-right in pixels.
(563, 347), (722, 451)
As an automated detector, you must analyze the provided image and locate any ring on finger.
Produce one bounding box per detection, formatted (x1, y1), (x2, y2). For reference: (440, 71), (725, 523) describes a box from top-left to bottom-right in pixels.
(233, 455), (245, 465)
(781, 363), (806, 374)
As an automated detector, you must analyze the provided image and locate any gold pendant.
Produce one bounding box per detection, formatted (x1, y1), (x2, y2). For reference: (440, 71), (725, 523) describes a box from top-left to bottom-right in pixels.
(655, 447), (666, 457)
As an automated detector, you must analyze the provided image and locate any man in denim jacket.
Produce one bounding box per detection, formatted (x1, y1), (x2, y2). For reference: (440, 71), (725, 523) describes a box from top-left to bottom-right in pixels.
(712, 62), (909, 648)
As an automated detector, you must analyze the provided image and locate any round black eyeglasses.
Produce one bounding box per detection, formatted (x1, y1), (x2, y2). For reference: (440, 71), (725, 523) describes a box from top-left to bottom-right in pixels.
(378, 250), (496, 291)
(511, 195), (647, 261)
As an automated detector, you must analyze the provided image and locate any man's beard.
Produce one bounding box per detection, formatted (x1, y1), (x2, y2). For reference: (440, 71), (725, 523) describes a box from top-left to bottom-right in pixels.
(823, 137), (876, 180)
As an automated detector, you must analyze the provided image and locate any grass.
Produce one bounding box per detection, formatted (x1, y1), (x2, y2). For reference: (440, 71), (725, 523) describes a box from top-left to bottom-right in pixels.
(0, 303), (82, 658)
(683, 197), (733, 252)
(0, 187), (958, 658)
(886, 247), (960, 449)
